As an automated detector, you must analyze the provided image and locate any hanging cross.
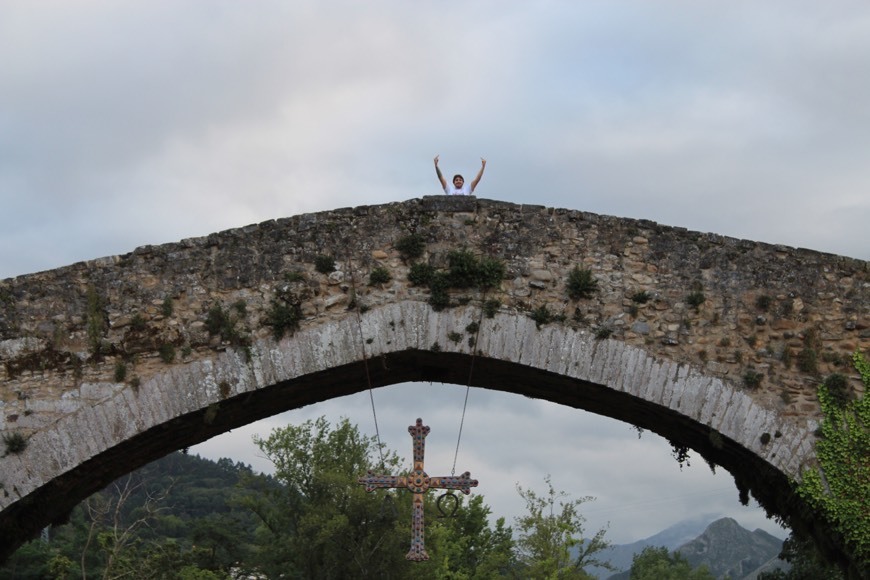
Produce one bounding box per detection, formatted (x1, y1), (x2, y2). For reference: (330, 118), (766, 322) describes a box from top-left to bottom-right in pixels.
(358, 418), (479, 561)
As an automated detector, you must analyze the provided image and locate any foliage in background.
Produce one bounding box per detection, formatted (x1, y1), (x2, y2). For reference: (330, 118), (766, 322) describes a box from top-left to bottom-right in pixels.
(758, 534), (845, 580)
(629, 546), (715, 580)
(795, 351), (869, 577)
(0, 453), (261, 579)
(513, 475), (611, 578)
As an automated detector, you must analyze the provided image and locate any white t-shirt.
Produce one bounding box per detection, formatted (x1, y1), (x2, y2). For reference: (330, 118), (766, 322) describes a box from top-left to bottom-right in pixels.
(444, 182), (472, 195)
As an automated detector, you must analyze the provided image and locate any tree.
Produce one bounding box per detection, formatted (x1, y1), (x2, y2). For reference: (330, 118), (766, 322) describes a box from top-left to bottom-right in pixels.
(513, 475), (611, 579)
(80, 475), (172, 579)
(758, 534), (845, 580)
(247, 416), (411, 578)
(629, 546), (715, 580)
(423, 493), (516, 578)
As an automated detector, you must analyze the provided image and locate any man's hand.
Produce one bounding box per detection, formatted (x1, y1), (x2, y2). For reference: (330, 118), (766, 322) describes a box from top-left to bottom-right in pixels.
(434, 155), (446, 189)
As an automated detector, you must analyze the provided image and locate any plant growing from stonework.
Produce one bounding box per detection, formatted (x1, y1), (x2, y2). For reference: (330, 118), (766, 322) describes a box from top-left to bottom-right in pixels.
(795, 351), (869, 575)
(743, 368), (764, 390)
(686, 290), (706, 311)
(314, 254), (336, 274)
(529, 305), (555, 329)
(631, 290), (651, 304)
(86, 286), (108, 355)
(483, 298), (500, 318)
(410, 249), (505, 311)
(2, 432), (27, 456)
(158, 343), (176, 364)
(566, 265), (598, 300)
(205, 304), (249, 347)
(408, 262), (435, 286)
(114, 361), (127, 382)
(395, 233), (426, 262)
(264, 298), (302, 340)
(368, 266), (391, 286)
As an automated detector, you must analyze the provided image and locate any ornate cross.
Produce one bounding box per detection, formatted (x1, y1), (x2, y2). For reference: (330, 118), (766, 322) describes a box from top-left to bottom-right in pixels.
(358, 418), (479, 561)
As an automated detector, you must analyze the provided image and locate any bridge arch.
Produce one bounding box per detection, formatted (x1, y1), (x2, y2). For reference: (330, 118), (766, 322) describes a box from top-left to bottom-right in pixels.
(0, 302), (826, 561)
(1, 197), (866, 568)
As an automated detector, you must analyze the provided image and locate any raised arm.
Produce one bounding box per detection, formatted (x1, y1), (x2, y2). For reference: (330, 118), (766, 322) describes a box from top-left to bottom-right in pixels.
(434, 155), (447, 190)
(470, 157), (487, 192)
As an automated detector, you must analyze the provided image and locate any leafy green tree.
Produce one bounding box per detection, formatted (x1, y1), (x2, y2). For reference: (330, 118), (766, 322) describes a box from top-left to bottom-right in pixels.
(513, 475), (611, 579)
(758, 534), (845, 580)
(246, 416), (411, 578)
(422, 494), (516, 578)
(629, 546), (715, 580)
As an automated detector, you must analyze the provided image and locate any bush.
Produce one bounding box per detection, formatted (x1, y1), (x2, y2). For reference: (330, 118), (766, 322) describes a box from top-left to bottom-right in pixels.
(395, 233), (426, 262)
(529, 305), (555, 329)
(159, 343), (176, 364)
(798, 347), (818, 374)
(823, 373), (852, 407)
(686, 291), (706, 310)
(114, 361), (127, 382)
(476, 257), (506, 289)
(631, 291), (651, 304)
(314, 255), (336, 274)
(368, 267), (391, 286)
(428, 272), (451, 311)
(483, 299), (501, 318)
(130, 313), (147, 332)
(2, 432), (27, 456)
(265, 299), (302, 340)
(743, 369), (764, 390)
(408, 263), (435, 286)
(566, 266), (598, 300)
(446, 250), (480, 288)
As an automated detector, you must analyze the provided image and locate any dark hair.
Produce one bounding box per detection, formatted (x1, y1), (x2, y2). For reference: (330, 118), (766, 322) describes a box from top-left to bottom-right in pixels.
(453, 174), (464, 182)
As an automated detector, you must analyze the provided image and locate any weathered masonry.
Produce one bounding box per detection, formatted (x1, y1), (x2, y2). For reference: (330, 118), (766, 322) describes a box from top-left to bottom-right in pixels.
(0, 196), (867, 565)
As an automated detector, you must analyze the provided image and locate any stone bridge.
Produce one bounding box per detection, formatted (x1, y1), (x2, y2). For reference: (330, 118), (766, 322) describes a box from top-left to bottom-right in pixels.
(0, 197), (867, 565)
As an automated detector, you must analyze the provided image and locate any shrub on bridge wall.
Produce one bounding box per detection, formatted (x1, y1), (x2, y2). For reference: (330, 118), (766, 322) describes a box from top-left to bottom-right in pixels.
(368, 266), (391, 286)
(314, 254), (336, 274)
(405, 248), (505, 311)
(795, 351), (869, 574)
(395, 233), (426, 262)
(2, 432), (27, 456)
(566, 266), (598, 300)
(264, 298), (302, 340)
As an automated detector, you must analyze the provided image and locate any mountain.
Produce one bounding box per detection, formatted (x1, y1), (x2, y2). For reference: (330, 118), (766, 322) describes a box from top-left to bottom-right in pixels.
(677, 517), (786, 579)
(590, 517), (785, 580)
(585, 514), (719, 577)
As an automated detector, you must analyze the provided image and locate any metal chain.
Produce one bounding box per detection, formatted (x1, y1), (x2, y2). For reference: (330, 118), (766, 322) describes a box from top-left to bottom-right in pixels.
(451, 299), (486, 475)
(347, 257), (386, 471)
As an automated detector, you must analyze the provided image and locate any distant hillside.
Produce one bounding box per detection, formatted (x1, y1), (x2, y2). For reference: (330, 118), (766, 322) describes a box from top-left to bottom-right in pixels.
(585, 514), (718, 577)
(678, 517), (785, 579)
(595, 517), (785, 580)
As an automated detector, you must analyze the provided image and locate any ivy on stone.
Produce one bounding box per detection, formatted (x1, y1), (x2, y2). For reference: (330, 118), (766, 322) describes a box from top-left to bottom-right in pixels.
(795, 351), (869, 574)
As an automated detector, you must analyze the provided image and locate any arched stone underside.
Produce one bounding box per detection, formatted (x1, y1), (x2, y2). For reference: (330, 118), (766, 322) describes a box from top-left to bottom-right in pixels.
(0, 303), (826, 561)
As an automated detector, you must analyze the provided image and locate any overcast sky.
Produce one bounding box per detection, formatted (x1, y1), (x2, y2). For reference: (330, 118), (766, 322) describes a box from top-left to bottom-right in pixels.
(3, 1), (869, 547)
